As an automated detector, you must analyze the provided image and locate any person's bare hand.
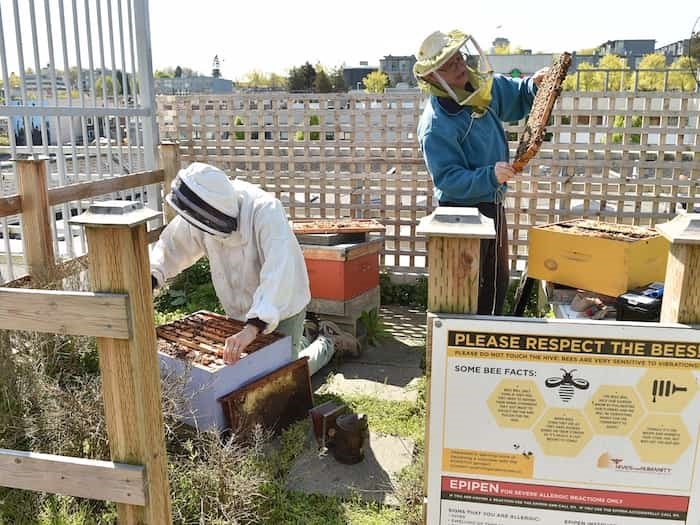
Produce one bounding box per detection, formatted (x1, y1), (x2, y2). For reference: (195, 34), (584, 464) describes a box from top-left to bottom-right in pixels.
(223, 324), (259, 364)
(532, 67), (549, 87)
(495, 162), (516, 184)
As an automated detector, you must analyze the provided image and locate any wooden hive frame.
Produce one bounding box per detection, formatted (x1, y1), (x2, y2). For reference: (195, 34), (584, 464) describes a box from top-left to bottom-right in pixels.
(512, 52), (572, 173)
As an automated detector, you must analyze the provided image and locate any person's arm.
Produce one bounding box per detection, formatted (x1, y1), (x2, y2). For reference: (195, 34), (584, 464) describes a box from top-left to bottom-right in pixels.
(490, 74), (539, 122)
(150, 215), (206, 287)
(223, 200), (307, 364)
(421, 128), (503, 201)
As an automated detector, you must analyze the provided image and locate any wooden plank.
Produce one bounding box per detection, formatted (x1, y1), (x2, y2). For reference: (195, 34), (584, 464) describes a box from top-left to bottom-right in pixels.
(0, 194), (21, 218)
(48, 169), (164, 206)
(0, 449), (145, 506)
(0, 288), (130, 339)
(660, 244), (700, 324)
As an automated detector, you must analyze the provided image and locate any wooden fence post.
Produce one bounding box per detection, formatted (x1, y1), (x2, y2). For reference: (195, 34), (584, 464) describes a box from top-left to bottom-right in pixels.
(658, 213), (700, 324)
(159, 141), (180, 224)
(70, 201), (172, 525)
(416, 207), (495, 519)
(15, 155), (55, 280)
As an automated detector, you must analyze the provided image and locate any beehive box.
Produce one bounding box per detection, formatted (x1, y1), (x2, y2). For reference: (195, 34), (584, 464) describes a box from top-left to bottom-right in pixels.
(528, 219), (669, 297)
(301, 237), (383, 301)
(157, 311), (292, 431)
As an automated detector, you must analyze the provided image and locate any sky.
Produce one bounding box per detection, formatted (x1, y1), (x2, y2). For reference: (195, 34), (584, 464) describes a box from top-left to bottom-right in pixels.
(0, 1), (697, 82)
(147, 0), (699, 81)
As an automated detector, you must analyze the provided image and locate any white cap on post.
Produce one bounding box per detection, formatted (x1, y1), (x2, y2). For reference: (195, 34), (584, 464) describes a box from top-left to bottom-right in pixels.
(417, 207), (496, 239)
(70, 200), (161, 228)
(656, 213), (700, 245)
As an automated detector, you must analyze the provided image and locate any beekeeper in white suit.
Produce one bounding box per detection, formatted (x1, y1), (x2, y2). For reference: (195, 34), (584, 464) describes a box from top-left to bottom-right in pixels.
(150, 162), (335, 375)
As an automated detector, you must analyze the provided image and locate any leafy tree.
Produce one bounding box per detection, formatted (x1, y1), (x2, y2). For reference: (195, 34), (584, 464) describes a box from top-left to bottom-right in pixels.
(154, 69), (173, 79)
(234, 115), (245, 140)
(612, 114), (642, 144)
(313, 66), (332, 93)
(9, 72), (20, 88)
(668, 56), (697, 91)
(576, 48), (598, 55)
(363, 71), (388, 93)
(174, 66), (183, 78)
(690, 31), (700, 62)
(309, 115), (320, 140)
(287, 62), (315, 92)
(637, 53), (667, 91)
(597, 54), (630, 91)
(494, 45), (511, 55)
(269, 73), (287, 90)
(329, 66), (346, 92)
(94, 75), (121, 97)
(562, 62), (602, 91)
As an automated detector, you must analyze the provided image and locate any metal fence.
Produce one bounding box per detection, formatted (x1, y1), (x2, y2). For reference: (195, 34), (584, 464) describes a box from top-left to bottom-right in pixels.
(157, 90), (699, 275)
(0, 0), (158, 282)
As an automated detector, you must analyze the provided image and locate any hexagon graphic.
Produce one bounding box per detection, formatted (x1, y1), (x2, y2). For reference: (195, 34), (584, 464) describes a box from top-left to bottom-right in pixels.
(584, 385), (644, 436)
(630, 414), (691, 464)
(534, 407), (593, 457)
(487, 379), (545, 429)
(636, 370), (697, 413)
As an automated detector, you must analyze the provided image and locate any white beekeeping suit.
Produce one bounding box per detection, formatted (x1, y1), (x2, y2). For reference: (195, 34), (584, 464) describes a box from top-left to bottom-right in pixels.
(150, 162), (311, 333)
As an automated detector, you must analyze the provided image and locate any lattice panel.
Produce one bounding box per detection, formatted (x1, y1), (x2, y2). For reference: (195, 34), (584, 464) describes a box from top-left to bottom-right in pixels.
(158, 91), (699, 275)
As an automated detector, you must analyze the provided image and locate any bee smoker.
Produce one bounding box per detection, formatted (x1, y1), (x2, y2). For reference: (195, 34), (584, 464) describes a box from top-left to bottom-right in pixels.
(329, 413), (368, 465)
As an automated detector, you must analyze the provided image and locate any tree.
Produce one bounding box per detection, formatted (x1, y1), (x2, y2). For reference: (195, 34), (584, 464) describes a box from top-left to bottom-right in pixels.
(668, 56), (698, 91)
(154, 69), (173, 79)
(174, 66), (183, 78)
(313, 66), (332, 93)
(362, 71), (388, 93)
(597, 54), (630, 91)
(562, 62), (602, 91)
(309, 115), (320, 140)
(234, 116), (245, 140)
(95, 75), (121, 97)
(287, 61), (316, 92)
(637, 53), (667, 91)
(690, 31), (700, 63)
(329, 66), (346, 92)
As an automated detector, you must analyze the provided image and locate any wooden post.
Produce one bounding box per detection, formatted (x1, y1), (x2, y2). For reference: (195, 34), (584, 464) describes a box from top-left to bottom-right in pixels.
(70, 201), (172, 525)
(158, 141), (180, 224)
(416, 207), (495, 520)
(15, 155), (55, 280)
(658, 213), (700, 324)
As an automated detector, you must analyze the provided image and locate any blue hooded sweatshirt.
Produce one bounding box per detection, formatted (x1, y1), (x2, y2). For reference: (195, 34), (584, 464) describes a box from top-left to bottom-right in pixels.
(417, 74), (538, 205)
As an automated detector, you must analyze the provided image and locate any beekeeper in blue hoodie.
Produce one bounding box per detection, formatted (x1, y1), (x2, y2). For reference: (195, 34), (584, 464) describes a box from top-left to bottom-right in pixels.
(414, 30), (548, 315)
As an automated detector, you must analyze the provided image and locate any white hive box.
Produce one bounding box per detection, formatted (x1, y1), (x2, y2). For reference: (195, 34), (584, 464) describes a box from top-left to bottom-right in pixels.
(156, 310), (292, 431)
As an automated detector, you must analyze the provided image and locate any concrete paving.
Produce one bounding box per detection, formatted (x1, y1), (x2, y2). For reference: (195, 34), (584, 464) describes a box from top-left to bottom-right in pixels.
(288, 305), (425, 504)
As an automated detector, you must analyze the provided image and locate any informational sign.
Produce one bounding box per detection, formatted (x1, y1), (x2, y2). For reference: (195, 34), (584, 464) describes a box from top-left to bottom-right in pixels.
(427, 316), (700, 525)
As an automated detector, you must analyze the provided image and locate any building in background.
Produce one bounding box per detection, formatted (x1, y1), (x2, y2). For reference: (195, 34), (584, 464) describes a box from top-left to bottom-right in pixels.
(154, 75), (233, 95)
(342, 62), (377, 91)
(656, 39), (692, 64)
(597, 39), (656, 68)
(379, 55), (417, 87)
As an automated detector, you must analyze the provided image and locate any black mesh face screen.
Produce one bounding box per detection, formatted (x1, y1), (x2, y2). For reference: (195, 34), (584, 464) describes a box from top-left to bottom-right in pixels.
(171, 179), (238, 234)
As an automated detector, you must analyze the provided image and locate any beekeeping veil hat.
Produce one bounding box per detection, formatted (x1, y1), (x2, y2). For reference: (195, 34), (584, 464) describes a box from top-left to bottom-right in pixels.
(166, 162), (239, 236)
(413, 29), (494, 115)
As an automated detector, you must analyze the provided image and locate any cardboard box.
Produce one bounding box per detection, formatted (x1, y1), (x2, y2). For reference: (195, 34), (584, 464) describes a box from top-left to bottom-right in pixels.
(528, 219), (669, 297)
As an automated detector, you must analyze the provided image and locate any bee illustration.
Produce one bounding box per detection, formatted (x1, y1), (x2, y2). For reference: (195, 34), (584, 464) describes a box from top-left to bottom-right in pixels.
(545, 368), (590, 402)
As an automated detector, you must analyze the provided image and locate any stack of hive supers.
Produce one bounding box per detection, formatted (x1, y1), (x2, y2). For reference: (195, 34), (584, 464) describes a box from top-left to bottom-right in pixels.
(293, 218), (385, 346)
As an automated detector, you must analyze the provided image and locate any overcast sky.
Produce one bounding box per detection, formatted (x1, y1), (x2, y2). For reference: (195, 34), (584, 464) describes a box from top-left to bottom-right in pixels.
(147, 0), (698, 80)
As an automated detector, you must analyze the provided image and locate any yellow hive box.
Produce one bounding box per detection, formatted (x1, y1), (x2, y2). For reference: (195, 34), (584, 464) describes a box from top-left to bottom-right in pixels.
(528, 219), (669, 297)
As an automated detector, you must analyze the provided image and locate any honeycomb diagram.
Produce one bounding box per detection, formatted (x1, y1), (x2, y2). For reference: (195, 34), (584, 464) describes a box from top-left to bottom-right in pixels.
(487, 369), (697, 463)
